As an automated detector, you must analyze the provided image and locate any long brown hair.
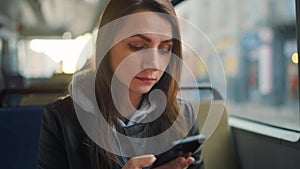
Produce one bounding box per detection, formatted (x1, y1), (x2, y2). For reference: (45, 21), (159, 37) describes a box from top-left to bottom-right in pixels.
(92, 0), (186, 168)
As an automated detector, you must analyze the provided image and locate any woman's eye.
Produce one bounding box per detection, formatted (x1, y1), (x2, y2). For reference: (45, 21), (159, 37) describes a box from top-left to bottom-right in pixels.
(129, 43), (145, 51)
(158, 46), (172, 55)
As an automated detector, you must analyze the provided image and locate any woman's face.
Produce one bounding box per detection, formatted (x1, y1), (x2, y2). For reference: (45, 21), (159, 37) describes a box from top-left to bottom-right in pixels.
(110, 11), (173, 95)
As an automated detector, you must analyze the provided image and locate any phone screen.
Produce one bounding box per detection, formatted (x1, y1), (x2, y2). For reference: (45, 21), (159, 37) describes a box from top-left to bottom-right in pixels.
(150, 134), (206, 168)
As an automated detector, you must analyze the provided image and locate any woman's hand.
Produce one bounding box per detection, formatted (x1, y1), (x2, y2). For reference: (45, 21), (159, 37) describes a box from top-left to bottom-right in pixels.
(154, 156), (195, 169)
(122, 154), (195, 169)
(122, 154), (156, 169)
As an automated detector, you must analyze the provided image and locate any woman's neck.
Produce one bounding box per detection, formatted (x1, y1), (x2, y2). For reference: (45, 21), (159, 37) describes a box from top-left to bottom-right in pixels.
(129, 90), (143, 110)
(112, 82), (143, 117)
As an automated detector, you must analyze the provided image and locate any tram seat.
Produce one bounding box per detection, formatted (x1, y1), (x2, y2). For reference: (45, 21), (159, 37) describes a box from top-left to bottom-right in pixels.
(0, 89), (66, 107)
(0, 88), (65, 169)
(0, 106), (43, 169)
(194, 100), (238, 169)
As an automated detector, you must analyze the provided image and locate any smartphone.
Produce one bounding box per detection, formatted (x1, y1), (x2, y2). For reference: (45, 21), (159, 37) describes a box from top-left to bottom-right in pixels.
(150, 134), (206, 168)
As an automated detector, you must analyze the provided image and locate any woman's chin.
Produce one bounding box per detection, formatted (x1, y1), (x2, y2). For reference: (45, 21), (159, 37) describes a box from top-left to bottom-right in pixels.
(129, 86), (153, 95)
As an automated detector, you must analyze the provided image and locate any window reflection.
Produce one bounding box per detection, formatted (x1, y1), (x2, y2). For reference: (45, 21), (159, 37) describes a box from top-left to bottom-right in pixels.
(176, 0), (299, 131)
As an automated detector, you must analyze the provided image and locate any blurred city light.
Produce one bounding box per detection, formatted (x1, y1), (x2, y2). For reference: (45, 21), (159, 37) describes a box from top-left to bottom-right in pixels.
(292, 52), (298, 64)
(29, 33), (92, 74)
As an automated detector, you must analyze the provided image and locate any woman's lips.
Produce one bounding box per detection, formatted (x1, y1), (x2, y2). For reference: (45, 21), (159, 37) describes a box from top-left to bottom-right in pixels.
(135, 76), (156, 83)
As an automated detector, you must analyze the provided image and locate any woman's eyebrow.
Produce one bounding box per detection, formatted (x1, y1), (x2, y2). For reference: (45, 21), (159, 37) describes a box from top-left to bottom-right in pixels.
(130, 34), (152, 42)
(130, 34), (173, 43)
(161, 39), (174, 43)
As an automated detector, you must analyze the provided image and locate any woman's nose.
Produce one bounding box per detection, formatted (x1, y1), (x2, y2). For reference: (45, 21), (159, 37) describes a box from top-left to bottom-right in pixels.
(141, 48), (165, 70)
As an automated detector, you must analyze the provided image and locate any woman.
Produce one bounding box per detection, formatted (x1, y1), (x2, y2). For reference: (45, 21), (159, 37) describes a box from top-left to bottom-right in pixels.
(38, 0), (203, 169)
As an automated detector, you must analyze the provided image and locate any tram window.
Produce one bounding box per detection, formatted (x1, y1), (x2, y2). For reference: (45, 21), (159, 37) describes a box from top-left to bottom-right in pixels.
(0, 38), (2, 56)
(0, 38), (4, 90)
(176, 0), (299, 132)
(17, 34), (92, 78)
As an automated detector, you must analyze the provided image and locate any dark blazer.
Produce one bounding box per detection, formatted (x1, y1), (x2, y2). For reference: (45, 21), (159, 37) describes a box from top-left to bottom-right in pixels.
(37, 96), (204, 169)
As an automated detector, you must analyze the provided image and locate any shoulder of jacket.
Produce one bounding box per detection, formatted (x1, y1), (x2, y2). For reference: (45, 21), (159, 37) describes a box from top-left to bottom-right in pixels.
(44, 94), (74, 113)
(43, 95), (80, 130)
